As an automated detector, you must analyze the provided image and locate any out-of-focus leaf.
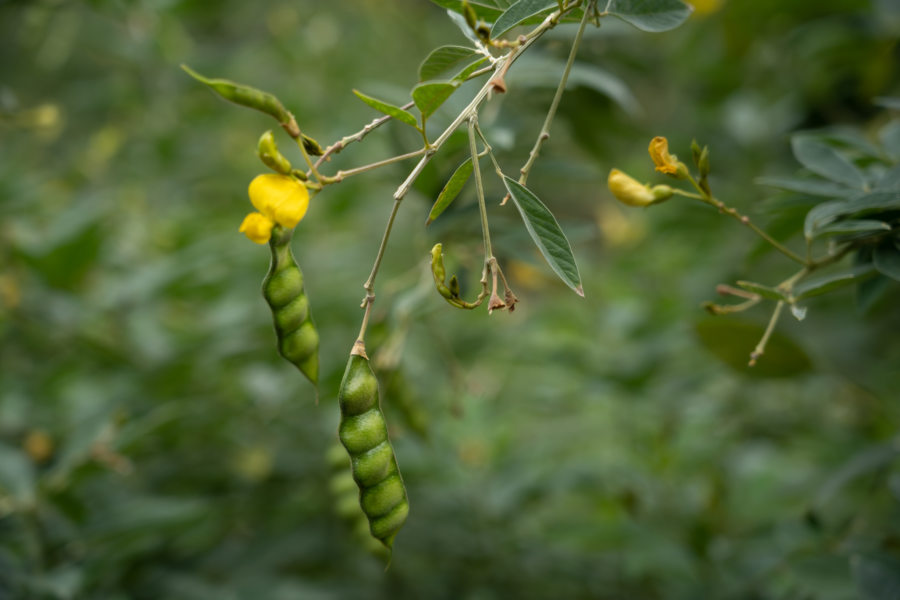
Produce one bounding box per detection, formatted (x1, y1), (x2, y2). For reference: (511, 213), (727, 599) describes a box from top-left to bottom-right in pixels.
(412, 81), (460, 120)
(876, 165), (900, 190)
(791, 136), (867, 189)
(352, 90), (418, 128)
(419, 45), (481, 81)
(735, 280), (787, 301)
(427, 157), (473, 226)
(793, 264), (877, 300)
(605, 0), (693, 32)
(503, 177), (583, 296)
(812, 441), (900, 510)
(693, 318), (813, 378)
(492, 0), (556, 37)
(879, 120), (900, 161)
(508, 55), (640, 116)
(857, 274), (894, 314)
(853, 554), (900, 600)
(0, 443), (36, 506)
(429, 0), (509, 22)
(756, 175), (853, 198)
(813, 219), (891, 239)
(874, 96), (900, 110)
(874, 242), (900, 282)
(804, 192), (900, 239)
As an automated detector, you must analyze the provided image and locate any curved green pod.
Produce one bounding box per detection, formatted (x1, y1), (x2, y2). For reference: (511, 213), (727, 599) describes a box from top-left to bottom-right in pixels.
(337, 344), (409, 550)
(262, 226), (318, 386)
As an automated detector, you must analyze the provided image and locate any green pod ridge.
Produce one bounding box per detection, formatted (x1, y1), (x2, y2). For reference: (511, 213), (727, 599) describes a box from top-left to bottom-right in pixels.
(337, 349), (410, 550)
(262, 228), (319, 386)
(351, 441), (394, 487)
(326, 442), (389, 558)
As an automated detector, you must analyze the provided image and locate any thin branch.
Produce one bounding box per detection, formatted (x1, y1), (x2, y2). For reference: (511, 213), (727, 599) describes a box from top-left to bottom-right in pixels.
(519, 1), (591, 186)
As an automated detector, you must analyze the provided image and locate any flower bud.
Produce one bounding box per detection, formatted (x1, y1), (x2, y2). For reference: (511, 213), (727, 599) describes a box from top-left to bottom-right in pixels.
(258, 130), (292, 175)
(608, 169), (671, 207)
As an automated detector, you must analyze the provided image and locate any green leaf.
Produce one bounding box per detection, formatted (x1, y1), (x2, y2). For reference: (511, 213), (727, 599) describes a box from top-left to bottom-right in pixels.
(804, 191), (900, 239)
(419, 45), (481, 81)
(791, 136), (867, 189)
(492, 0), (556, 37)
(429, 0), (510, 23)
(412, 81), (460, 120)
(503, 176), (583, 296)
(453, 57), (489, 82)
(352, 89), (418, 128)
(755, 175), (853, 198)
(876, 165), (900, 190)
(879, 120), (900, 161)
(606, 0), (694, 33)
(853, 555), (900, 600)
(874, 242), (900, 282)
(427, 157), (474, 226)
(693, 318), (813, 378)
(735, 281), (787, 301)
(814, 219), (891, 239)
(812, 443), (900, 510)
(793, 264), (877, 300)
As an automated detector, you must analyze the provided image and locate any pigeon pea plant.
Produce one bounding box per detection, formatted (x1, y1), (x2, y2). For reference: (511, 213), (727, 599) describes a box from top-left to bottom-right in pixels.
(609, 117), (900, 366)
(183, 0), (703, 555)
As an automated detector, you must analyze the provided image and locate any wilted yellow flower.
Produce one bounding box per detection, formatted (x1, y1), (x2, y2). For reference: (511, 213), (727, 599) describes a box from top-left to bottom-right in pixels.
(648, 136), (682, 176)
(608, 169), (673, 207)
(239, 211), (275, 244)
(248, 173), (309, 228)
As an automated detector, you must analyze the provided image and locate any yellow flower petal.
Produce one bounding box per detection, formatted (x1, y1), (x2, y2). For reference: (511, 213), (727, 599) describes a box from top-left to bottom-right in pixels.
(648, 136), (680, 176)
(239, 211), (275, 244)
(248, 173), (310, 228)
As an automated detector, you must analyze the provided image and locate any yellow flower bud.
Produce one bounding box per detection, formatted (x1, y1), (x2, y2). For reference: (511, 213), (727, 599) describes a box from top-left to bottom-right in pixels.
(239, 211), (275, 244)
(248, 173), (310, 228)
(648, 136), (683, 177)
(608, 169), (657, 207)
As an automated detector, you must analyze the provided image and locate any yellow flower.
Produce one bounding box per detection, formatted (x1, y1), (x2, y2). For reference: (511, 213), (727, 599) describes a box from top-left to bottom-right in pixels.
(239, 211), (275, 244)
(648, 136), (682, 176)
(607, 169), (673, 207)
(248, 173), (309, 228)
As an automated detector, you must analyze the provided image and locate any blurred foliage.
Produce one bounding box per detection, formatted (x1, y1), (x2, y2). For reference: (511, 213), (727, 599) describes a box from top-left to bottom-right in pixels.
(1, 0), (900, 598)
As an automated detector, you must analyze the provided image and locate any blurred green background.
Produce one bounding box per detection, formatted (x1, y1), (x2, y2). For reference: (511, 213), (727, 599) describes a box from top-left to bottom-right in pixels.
(2, 0), (900, 598)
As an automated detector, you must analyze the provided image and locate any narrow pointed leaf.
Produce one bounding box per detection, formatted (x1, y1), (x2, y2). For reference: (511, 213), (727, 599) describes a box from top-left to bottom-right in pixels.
(791, 136), (867, 189)
(880, 120), (900, 161)
(606, 0), (693, 32)
(735, 281), (787, 301)
(793, 264), (877, 300)
(503, 176), (583, 295)
(419, 46), (481, 81)
(804, 191), (900, 239)
(427, 158), (474, 226)
(492, 0), (556, 37)
(352, 90), (418, 128)
(412, 81), (459, 120)
(755, 175), (852, 198)
(814, 220), (891, 239)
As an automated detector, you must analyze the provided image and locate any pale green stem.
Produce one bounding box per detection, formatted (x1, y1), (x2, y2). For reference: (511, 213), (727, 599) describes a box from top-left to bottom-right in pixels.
(468, 117), (493, 262)
(519, 1), (591, 186)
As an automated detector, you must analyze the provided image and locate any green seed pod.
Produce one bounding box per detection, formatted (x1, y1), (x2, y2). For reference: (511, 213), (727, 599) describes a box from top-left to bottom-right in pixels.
(262, 226), (319, 386)
(326, 442), (389, 558)
(258, 130), (293, 175)
(182, 64), (301, 137)
(337, 345), (409, 550)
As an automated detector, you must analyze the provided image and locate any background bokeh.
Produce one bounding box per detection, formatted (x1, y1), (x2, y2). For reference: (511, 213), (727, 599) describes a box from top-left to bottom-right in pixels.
(2, 0), (900, 598)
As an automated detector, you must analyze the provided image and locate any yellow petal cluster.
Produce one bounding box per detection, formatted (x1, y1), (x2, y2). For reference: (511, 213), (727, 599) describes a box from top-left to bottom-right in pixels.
(240, 174), (309, 243)
(239, 212), (275, 244)
(607, 169), (673, 207)
(648, 136), (681, 176)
